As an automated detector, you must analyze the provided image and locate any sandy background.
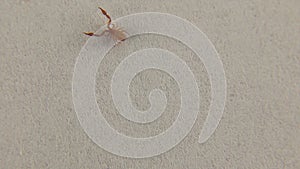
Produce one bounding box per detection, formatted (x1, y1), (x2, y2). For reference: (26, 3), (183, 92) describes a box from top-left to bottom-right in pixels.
(0, 0), (299, 168)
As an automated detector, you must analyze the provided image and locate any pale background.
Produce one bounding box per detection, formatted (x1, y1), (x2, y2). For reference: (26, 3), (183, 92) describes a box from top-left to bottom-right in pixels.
(0, 0), (299, 168)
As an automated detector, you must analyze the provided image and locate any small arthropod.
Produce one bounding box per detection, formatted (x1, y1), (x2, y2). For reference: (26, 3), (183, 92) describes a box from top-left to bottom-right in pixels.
(84, 7), (127, 44)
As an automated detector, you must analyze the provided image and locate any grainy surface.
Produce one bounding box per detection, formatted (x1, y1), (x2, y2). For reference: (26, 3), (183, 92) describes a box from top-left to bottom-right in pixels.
(0, 0), (299, 168)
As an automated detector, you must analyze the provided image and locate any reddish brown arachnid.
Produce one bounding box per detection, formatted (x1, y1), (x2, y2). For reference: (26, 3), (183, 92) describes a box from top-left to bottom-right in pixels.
(84, 7), (127, 44)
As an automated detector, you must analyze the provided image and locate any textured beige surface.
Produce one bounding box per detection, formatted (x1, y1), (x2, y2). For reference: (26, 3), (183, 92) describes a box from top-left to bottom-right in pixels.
(0, 0), (300, 168)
